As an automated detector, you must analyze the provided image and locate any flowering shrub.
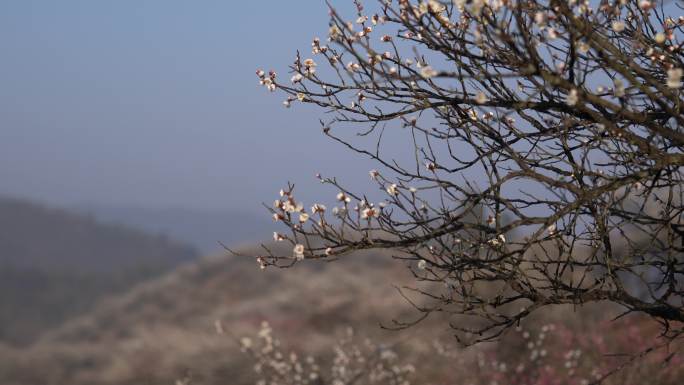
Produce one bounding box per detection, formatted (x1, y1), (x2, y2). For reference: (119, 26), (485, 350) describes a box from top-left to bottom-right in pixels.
(237, 322), (415, 385)
(233, 316), (682, 385)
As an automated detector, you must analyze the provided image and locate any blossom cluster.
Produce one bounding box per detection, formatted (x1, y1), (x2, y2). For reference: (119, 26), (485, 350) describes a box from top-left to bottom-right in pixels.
(230, 319), (683, 385)
(266, 183), (394, 266)
(238, 323), (415, 385)
(256, 69), (277, 92)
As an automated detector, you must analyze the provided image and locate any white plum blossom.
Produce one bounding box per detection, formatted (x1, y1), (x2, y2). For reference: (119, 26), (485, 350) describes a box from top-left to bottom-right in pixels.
(475, 92), (488, 104)
(293, 244), (305, 260)
(428, 0), (447, 13)
(303, 58), (317, 74)
(311, 203), (326, 214)
(547, 28), (558, 40)
(612, 20), (626, 33)
(256, 256), (266, 270)
(577, 41), (590, 53)
(291, 73), (303, 83)
(361, 207), (379, 219)
(299, 213), (310, 223)
(425, 161), (437, 171)
(239, 336), (252, 349)
(556, 59), (566, 72)
(311, 37), (327, 55)
(336, 192), (351, 203)
(565, 89), (579, 106)
(357, 26), (372, 38)
(346, 61), (361, 72)
(332, 206), (347, 217)
(260, 78), (276, 92)
(655, 32), (666, 44)
(547, 224), (557, 235)
(284, 201), (304, 213)
(328, 25), (341, 40)
(417, 259), (427, 270)
(386, 183), (399, 196)
(489, 234), (506, 247)
(468, 108), (478, 121)
(420, 65), (438, 78)
(369, 169), (380, 180)
(667, 68), (683, 89)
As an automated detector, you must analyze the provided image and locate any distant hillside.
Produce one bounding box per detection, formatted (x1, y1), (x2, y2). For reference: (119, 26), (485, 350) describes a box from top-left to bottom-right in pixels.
(0, 246), (433, 385)
(0, 197), (198, 272)
(77, 205), (269, 255)
(0, 196), (199, 345)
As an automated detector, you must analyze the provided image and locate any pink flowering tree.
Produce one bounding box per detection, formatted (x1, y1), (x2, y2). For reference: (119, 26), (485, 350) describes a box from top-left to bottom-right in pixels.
(254, 0), (684, 347)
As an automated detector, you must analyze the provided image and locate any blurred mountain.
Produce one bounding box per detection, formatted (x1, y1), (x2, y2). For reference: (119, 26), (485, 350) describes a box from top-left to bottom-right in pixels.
(76, 205), (270, 255)
(0, 196), (198, 346)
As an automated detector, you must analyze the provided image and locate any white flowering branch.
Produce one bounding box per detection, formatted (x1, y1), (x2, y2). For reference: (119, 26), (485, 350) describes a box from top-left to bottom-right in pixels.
(252, 0), (684, 346)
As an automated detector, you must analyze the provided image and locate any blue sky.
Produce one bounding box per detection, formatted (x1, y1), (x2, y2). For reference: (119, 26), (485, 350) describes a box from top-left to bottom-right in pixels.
(0, 1), (386, 212)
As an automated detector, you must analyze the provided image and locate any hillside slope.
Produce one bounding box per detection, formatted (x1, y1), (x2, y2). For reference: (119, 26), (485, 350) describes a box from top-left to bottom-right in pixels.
(0, 246), (436, 385)
(0, 196), (198, 345)
(0, 197), (197, 272)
